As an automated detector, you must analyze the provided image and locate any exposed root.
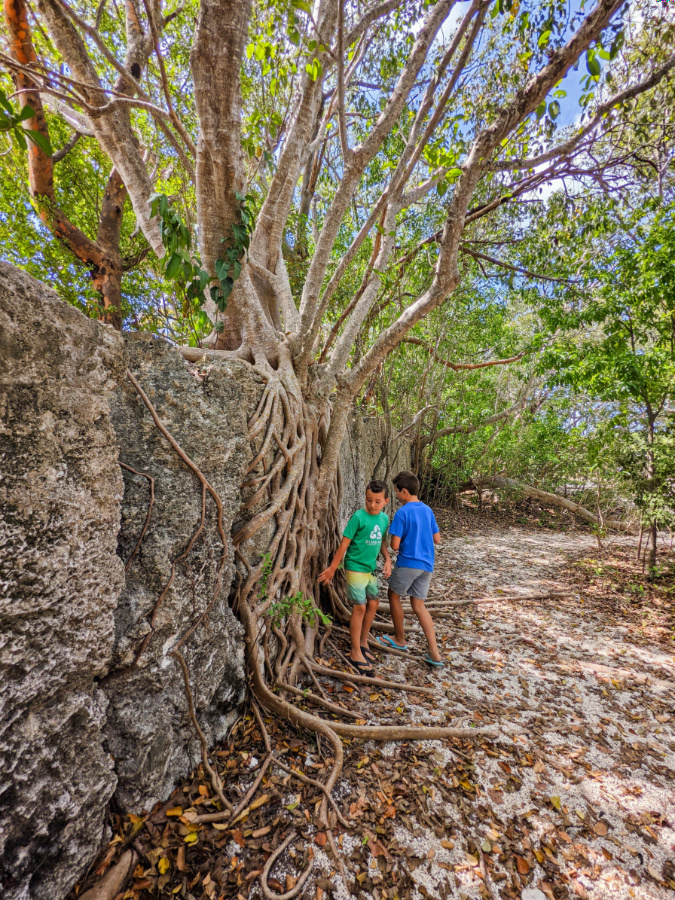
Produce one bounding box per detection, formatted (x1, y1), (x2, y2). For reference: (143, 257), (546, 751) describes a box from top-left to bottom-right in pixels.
(272, 756), (350, 830)
(78, 849), (137, 900)
(119, 462), (154, 572)
(277, 681), (364, 720)
(171, 650), (233, 814)
(329, 721), (497, 741)
(327, 829), (351, 890)
(310, 663), (436, 695)
(102, 371), (229, 682)
(260, 831), (315, 900)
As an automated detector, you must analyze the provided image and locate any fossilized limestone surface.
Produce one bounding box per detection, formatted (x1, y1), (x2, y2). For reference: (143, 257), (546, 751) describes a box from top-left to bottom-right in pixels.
(339, 414), (411, 529)
(103, 335), (251, 812)
(0, 263), (124, 900)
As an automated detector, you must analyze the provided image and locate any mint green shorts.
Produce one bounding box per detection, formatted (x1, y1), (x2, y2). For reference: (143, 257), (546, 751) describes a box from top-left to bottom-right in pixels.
(345, 570), (379, 605)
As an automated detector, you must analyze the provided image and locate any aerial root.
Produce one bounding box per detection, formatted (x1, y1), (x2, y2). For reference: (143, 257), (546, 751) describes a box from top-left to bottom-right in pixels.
(119, 462), (155, 572)
(103, 371), (229, 682)
(171, 650), (233, 814)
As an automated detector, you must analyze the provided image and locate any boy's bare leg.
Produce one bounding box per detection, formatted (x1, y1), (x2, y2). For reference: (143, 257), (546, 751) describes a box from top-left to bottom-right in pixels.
(349, 603), (367, 662)
(387, 588), (408, 648)
(410, 596), (441, 661)
(360, 597), (380, 648)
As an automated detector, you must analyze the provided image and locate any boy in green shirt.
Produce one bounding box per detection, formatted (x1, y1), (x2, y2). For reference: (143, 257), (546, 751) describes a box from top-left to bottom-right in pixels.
(318, 481), (391, 677)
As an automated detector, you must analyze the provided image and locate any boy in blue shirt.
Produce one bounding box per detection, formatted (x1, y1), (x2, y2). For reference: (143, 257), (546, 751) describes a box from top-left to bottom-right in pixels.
(318, 480), (391, 677)
(377, 470), (444, 667)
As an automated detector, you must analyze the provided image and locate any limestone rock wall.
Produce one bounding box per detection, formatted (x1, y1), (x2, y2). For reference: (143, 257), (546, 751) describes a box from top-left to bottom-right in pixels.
(0, 262), (410, 900)
(103, 335), (250, 811)
(339, 414), (411, 529)
(0, 264), (124, 900)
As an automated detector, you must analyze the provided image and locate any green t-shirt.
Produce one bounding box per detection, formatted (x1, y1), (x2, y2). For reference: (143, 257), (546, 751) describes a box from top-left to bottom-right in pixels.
(343, 509), (389, 573)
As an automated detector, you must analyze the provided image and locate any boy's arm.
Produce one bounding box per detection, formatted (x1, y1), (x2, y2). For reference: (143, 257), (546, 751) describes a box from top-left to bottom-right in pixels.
(433, 532), (441, 545)
(390, 535), (401, 551)
(318, 536), (351, 584)
(380, 538), (391, 578)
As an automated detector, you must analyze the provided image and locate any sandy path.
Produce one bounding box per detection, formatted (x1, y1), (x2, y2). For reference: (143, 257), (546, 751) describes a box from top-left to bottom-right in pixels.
(311, 524), (675, 900)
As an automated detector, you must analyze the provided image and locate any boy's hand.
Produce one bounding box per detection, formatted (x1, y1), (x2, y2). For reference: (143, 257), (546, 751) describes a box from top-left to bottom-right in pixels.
(318, 566), (336, 585)
(383, 557), (392, 578)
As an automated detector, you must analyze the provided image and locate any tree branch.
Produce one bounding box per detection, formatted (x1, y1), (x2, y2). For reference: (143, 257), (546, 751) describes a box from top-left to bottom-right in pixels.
(401, 337), (527, 372)
(490, 50), (675, 172)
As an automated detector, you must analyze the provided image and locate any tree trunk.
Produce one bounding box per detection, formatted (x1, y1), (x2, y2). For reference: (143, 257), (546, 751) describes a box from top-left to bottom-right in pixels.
(646, 411), (657, 576)
(477, 475), (639, 533)
(93, 169), (128, 330)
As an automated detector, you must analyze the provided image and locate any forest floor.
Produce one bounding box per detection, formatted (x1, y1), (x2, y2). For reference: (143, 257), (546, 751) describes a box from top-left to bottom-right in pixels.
(81, 499), (675, 900)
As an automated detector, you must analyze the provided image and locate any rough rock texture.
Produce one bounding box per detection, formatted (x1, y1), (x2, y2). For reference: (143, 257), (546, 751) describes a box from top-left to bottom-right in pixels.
(0, 264), (124, 900)
(339, 415), (411, 529)
(103, 335), (250, 811)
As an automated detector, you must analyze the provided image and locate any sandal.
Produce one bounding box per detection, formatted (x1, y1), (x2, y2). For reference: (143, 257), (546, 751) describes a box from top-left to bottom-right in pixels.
(376, 634), (409, 652)
(348, 657), (375, 678)
(424, 653), (445, 668)
(361, 645), (376, 664)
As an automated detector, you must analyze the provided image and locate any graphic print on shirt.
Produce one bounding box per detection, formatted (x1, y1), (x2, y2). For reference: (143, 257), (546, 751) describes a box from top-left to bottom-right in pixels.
(369, 525), (382, 543)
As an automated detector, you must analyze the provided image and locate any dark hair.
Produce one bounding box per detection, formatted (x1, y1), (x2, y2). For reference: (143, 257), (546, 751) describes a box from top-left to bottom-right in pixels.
(392, 470), (419, 495)
(366, 479), (389, 499)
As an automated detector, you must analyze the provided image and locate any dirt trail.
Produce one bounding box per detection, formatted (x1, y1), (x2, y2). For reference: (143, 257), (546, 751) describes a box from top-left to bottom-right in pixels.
(317, 523), (674, 900)
(80, 518), (674, 900)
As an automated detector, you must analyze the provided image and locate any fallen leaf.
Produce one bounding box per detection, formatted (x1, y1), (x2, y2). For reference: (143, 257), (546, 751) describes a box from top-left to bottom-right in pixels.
(176, 845), (186, 872)
(466, 853), (479, 867)
(158, 857), (170, 875)
(166, 807), (183, 817)
(647, 865), (665, 883)
(481, 840), (492, 853)
(315, 833), (327, 847)
(516, 855), (530, 875)
(550, 796), (562, 810)
(441, 840), (454, 850)
(593, 821), (608, 836)
(533, 760), (545, 774)
(573, 880), (589, 899)
(184, 832), (198, 844)
(212, 823), (228, 831)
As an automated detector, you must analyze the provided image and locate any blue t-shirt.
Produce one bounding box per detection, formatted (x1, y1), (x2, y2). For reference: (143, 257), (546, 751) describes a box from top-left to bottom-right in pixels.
(388, 502), (439, 572)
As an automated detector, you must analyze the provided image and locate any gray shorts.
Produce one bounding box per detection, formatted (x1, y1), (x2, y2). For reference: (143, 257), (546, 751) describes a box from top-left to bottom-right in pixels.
(388, 566), (432, 600)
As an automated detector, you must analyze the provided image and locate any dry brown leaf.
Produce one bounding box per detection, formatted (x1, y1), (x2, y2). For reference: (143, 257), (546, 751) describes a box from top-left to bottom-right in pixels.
(315, 833), (327, 847)
(593, 821), (609, 836)
(516, 855), (530, 875)
(441, 840), (455, 850)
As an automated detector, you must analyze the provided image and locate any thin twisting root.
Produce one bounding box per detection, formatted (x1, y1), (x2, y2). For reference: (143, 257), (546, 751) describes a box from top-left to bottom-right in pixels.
(171, 650), (233, 814)
(261, 831), (315, 900)
(119, 462), (155, 572)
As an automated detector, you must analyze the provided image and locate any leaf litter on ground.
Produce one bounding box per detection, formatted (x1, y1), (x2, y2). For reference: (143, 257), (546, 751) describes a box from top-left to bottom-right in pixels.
(71, 499), (675, 900)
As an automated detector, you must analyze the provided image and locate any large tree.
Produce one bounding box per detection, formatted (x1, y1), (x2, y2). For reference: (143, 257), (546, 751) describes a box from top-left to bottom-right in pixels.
(3, 0), (675, 839)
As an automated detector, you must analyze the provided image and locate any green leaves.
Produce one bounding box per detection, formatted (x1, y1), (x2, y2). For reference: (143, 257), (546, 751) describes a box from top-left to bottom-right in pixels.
(150, 190), (256, 313)
(0, 90), (52, 157)
(305, 57), (322, 82)
(585, 50), (601, 79)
